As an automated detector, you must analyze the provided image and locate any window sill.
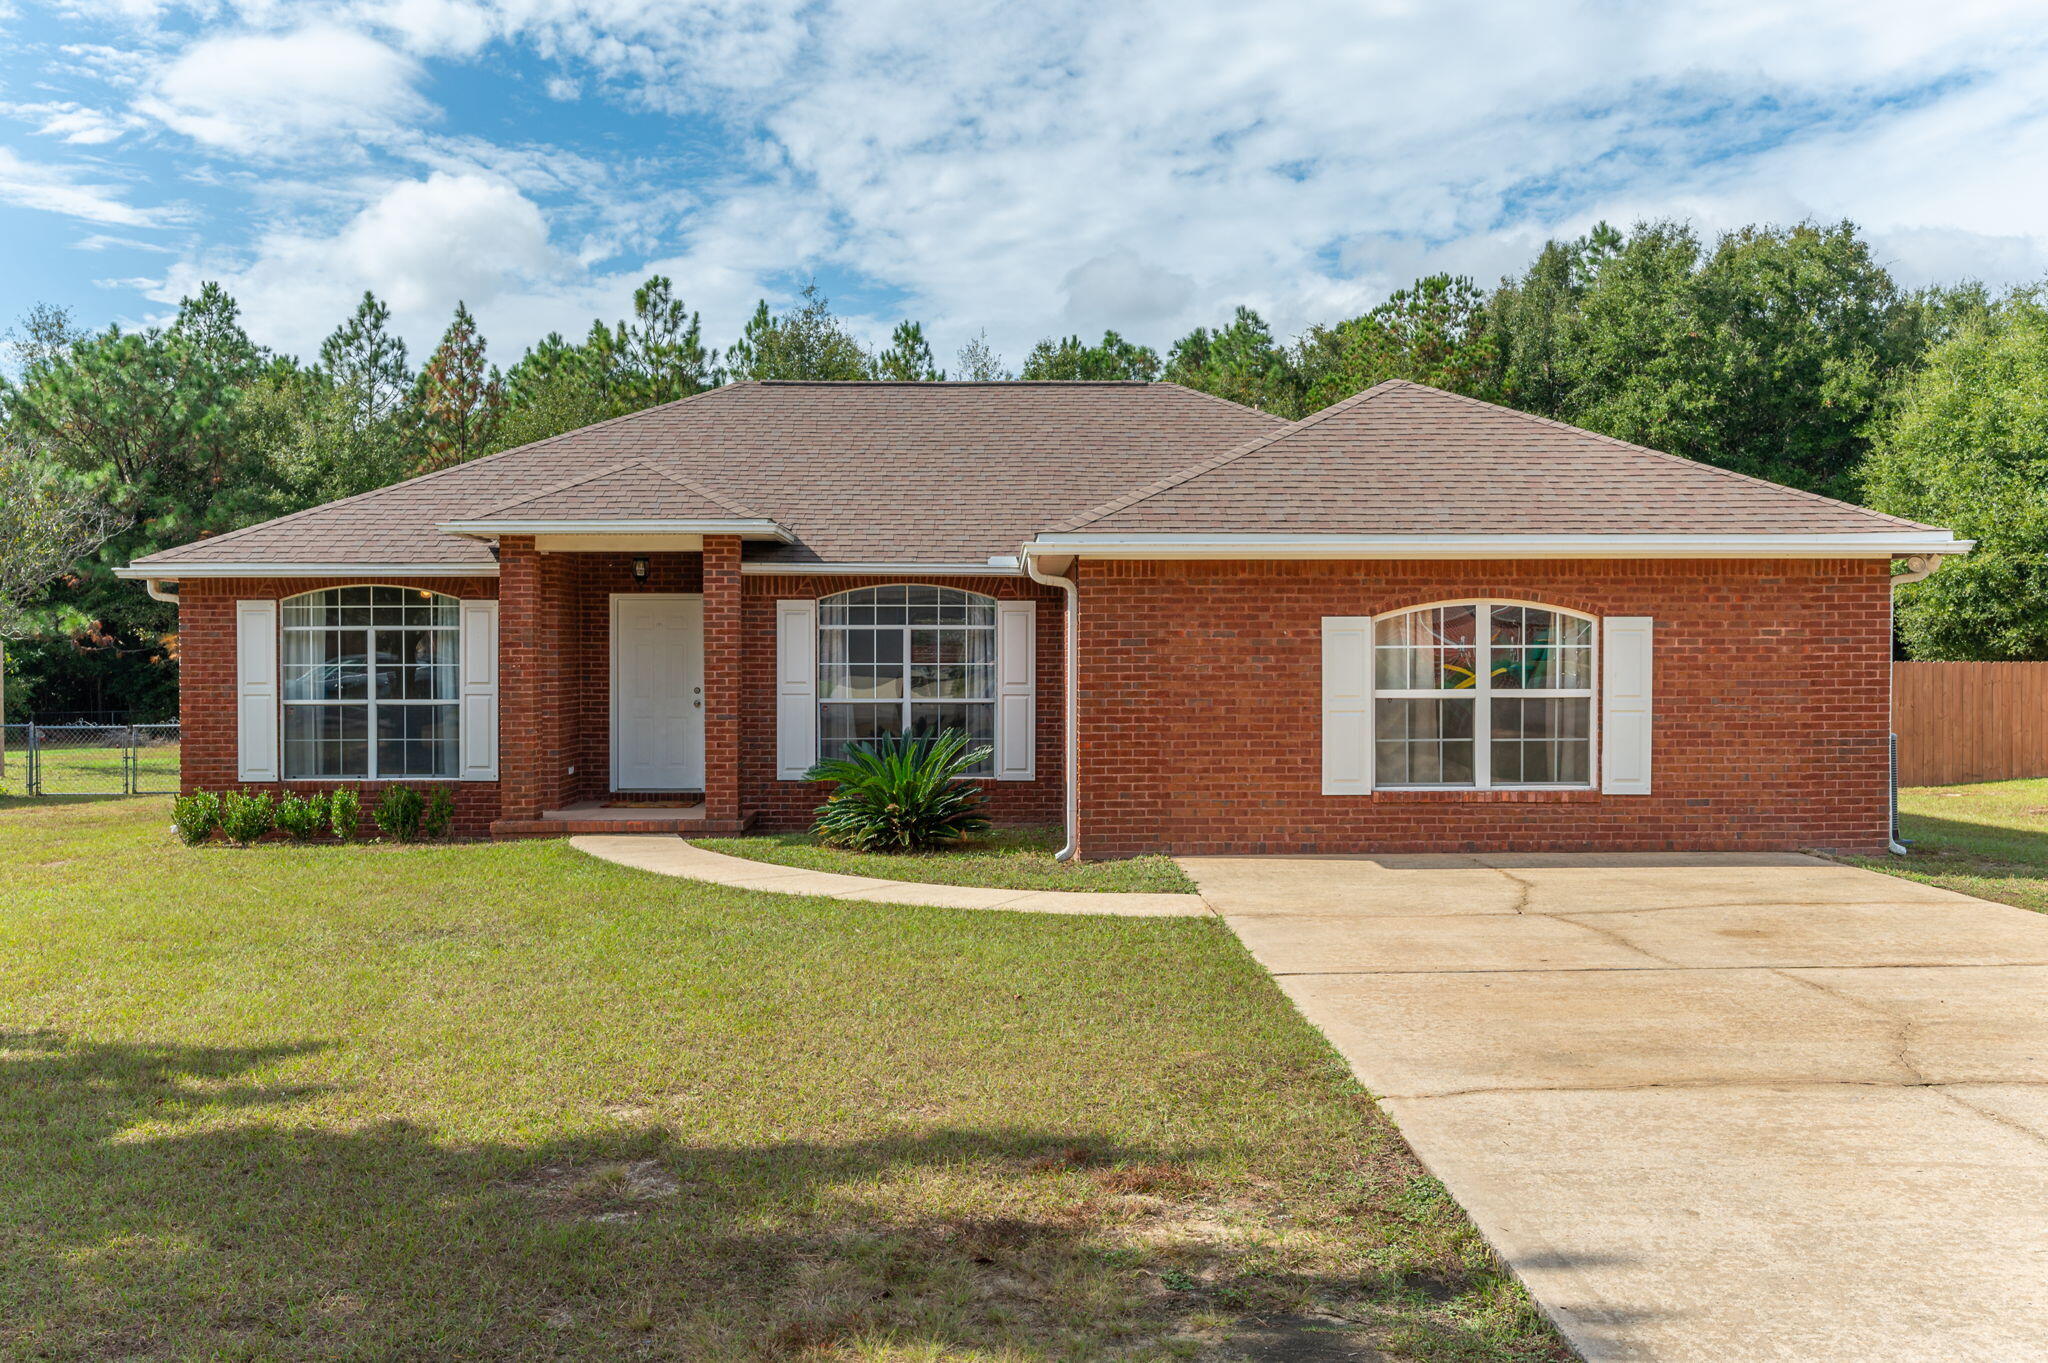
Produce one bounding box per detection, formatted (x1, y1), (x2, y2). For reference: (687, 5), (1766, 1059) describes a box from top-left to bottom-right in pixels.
(1367, 787), (1600, 803)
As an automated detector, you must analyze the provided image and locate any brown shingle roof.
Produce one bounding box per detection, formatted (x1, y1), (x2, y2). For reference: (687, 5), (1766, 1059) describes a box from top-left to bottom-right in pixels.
(461, 460), (766, 522)
(132, 377), (1939, 573)
(1051, 380), (1937, 536)
(133, 381), (1284, 569)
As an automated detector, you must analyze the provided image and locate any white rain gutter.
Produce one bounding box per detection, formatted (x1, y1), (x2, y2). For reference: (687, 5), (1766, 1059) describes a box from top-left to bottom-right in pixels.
(1028, 531), (1974, 560)
(1022, 549), (1080, 863)
(143, 579), (179, 604)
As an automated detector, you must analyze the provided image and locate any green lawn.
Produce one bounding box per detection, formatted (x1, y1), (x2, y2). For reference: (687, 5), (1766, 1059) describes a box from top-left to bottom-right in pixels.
(0, 797), (1561, 1362)
(693, 827), (1197, 894)
(0, 741), (180, 796)
(1852, 778), (2048, 912)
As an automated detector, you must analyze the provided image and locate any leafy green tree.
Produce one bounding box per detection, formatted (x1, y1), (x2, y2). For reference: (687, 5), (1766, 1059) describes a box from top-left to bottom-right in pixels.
(1019, 330), (1160, 381)
(1293, 274), (1498, 411)
(1543, 220), (1915, 499)
(725, 285), (875, 381)
(1165, 306), (1303, 416)
(1487, 224), (1622, 417)
(413, 301), (502, 473)
(875, 320), (943, 381)
(0, 285), (277, 717)
(954, 330), (1010, 381)
(1864, 292), (2048, 659)
(0, 435), (120, 726)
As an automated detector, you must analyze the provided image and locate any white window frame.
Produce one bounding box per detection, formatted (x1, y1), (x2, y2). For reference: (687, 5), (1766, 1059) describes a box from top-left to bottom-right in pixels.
(278, 584), (464, 782)
(1372, 597), (1599, 791)
(815, 585), (1000, 776)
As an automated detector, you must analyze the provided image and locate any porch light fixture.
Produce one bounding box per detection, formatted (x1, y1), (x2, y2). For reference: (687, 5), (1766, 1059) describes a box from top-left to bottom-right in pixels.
(631, 556), (649, 581)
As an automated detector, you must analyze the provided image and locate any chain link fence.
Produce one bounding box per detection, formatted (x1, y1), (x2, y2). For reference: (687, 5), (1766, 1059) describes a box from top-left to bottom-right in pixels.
(1, 716), (181, 796)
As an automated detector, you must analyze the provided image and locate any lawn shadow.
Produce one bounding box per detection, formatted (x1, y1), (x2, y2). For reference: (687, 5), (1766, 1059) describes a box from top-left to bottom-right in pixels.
(0, 1027), (1557, 1360)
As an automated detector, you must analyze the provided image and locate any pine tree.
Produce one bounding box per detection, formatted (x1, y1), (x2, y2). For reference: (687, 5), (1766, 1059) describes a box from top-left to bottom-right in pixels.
(725, 285), (875, 381)
(413, 301), (502, 473)
(1018, 330), (1160, 380)
(317, 291), (412, 427)
(875, 320), (943, 381)
(618, 275), (719, 405)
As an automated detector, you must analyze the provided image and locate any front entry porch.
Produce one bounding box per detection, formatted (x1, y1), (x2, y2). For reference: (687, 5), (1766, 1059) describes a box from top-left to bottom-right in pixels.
(489, 535), (754, 839)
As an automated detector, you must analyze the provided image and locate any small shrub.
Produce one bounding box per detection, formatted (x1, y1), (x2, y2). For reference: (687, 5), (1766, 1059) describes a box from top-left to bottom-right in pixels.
(421, 785), (456, 840)
(328, 787), (362, 842)
(806, 730), (992, 852)
(274, 791), (331, 841)
(217, 789), (276, 846)
(171, 790), (221, 846)
(374, 784), (425, 842)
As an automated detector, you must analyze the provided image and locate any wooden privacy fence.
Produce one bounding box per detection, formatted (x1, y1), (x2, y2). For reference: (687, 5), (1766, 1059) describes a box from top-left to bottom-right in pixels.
(1894, 662), (2048, 787)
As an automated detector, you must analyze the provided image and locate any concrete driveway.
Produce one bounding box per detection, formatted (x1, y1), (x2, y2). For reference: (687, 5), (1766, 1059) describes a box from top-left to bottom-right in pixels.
(1182, 852), (2048, 1363)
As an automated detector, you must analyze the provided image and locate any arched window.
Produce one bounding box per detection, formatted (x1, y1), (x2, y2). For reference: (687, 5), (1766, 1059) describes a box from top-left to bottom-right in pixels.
(1373, 601), (1595, 788)
(281, 586), (460, 779)
(817, 585), (997, 773)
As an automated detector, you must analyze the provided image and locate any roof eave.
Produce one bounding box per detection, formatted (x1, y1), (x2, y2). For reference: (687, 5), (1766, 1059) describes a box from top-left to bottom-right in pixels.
(114, 561), (500, 580)
(1023, 531), (1973, 560)
(437, 518), (794, 542)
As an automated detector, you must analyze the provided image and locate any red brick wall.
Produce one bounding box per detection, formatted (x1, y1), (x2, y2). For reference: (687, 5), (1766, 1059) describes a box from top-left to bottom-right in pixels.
(739, 574), (1068, 831)
(1073, 558), (1895, 857)
(174, 563), (1065, 838)
(175, 575), (502, 837)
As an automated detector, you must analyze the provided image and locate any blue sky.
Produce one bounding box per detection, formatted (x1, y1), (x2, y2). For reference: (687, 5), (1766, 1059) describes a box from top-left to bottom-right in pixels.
(4, 0), (2047, 373)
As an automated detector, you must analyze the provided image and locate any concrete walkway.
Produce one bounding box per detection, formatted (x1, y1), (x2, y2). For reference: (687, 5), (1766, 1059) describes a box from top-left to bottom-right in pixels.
(1183, 852), (2048, 1363)
(569, 835), (1210, 916)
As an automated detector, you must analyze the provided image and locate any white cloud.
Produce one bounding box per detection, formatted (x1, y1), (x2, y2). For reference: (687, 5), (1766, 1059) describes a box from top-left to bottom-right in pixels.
(73, 231), (176, 252)
(1, 100), (139, 144)
(57, 0), (2048, 364)
(146, 170), (568, 354)
(136, 22), (432, 153)
(0, 147), (168, 227)
(1060, 250), (1195, 335)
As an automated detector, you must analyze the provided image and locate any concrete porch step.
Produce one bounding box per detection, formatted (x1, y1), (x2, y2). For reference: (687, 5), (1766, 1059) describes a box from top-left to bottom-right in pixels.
(492, 808), (755, 840)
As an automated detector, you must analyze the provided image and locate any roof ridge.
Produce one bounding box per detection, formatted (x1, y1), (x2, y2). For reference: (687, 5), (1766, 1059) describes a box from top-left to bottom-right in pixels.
(465, 459), (653, 519)
(133, 383), (746, 565)
(637, 461), (764, 519)
(750, 379), (1160, 387)
(1044, 380), (1407, 534)
(1393, 381), (1940, 532)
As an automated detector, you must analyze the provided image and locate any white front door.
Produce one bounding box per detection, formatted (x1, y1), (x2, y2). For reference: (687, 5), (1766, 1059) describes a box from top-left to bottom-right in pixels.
(611, 594), (705, 790)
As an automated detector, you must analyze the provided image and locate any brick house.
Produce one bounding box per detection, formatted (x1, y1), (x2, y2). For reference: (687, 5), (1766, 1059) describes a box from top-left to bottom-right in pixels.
(120, 379), (1966, 854)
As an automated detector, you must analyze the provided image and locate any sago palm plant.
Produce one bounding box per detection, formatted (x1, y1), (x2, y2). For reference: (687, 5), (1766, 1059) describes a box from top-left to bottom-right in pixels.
(805, 730), (993, 852)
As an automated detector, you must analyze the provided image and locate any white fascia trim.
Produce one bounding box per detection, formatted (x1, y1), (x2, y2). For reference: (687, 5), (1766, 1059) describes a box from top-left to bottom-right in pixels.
(740, 561), (1027, 577)
(439, 517), (792, 541)
(114, 562), (499, 580)
(1025, 531), (1973, 560)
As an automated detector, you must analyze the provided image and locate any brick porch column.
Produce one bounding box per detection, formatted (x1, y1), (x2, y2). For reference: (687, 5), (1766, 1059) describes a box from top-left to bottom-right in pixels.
(702, 535), (743, 824)
(497, 536), (572, 818)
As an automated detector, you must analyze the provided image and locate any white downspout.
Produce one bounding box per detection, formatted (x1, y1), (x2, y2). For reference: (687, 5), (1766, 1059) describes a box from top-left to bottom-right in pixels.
(144, 578), (180, 605)
(1023, 548), (1079, 862)
(1888, 554), (1950, 853)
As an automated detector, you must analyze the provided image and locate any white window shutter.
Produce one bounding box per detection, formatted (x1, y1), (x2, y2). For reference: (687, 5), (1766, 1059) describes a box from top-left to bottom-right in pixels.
(458, 599), (499, 781)
(994, 599), (1037, 780)
(235, 599), (279, 782)
(1602, 616), (1654, 795)
(776, 599), (818, 779)
(1322, 616), (1373, 795)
